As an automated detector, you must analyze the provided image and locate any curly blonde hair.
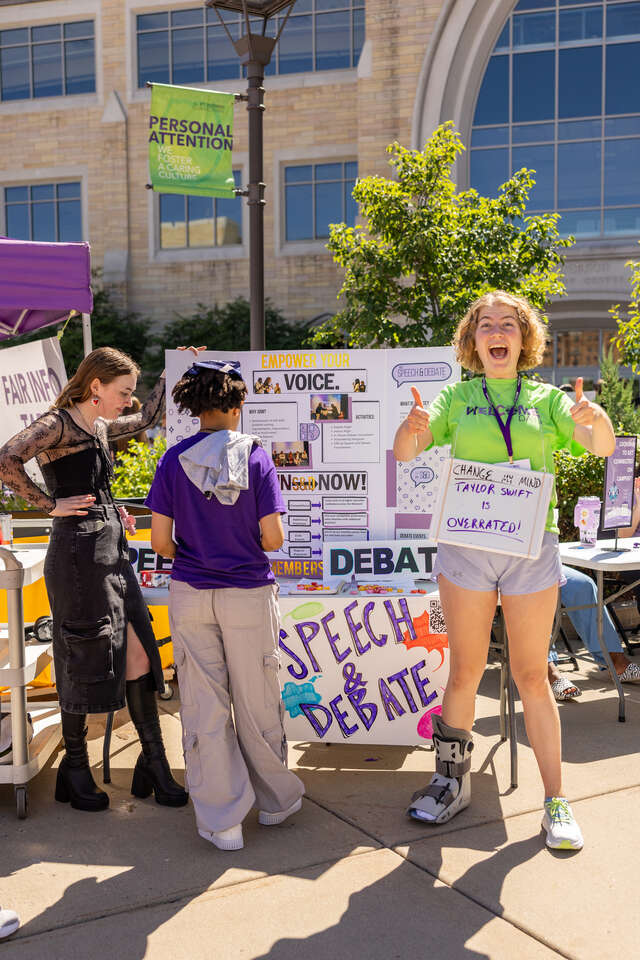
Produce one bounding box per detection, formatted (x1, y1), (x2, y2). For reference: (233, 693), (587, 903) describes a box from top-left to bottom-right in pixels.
(453, 291), (548, 374)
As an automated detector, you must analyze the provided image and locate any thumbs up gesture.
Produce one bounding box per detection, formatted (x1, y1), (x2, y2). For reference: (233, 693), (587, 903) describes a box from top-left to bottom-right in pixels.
(405, 386), (431, 435)
(570, 376), (598, 426)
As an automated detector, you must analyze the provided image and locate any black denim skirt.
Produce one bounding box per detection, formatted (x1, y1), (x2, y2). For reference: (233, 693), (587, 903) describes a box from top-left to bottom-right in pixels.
(44, 504), (163, 714)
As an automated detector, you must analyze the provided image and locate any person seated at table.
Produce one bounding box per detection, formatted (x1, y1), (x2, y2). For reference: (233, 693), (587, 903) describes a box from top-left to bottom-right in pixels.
(548, 564), (640, 700)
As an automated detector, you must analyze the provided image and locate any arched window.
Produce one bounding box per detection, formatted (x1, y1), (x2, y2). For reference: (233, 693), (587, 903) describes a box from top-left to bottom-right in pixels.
(470, 0), (640, 238)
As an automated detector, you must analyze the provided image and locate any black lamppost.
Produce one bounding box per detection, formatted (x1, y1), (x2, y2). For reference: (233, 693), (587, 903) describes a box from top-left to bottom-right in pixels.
(205, 0), (297, 350)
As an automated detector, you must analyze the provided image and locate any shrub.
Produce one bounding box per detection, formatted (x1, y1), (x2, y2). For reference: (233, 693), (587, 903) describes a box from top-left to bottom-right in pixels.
(554, 448), (604, 541)
(0, 487), (31, 512)
(111, 436), (166, 499)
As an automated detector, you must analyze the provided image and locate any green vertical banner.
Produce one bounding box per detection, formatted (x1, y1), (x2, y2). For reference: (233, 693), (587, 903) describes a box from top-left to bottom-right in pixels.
(148, 83), (236, 198)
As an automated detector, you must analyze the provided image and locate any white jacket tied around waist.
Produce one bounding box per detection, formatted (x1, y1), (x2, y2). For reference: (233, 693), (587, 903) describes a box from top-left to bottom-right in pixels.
(178, 431), (262, 505)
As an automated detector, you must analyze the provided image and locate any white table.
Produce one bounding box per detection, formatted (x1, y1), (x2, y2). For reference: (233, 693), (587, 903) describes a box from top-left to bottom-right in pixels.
(0, 545), (60, 817)
(558, 539), (640, 722)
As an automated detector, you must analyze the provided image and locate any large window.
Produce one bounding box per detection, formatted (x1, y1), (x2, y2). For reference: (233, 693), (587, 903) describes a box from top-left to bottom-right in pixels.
(4, 182), (82, 241)
(284, 161), (357, 242)
(470, 1), (640, 238)
(0, 21), (95, 101)
(137, 1), (364, 87)
(159, 170), (243, 249)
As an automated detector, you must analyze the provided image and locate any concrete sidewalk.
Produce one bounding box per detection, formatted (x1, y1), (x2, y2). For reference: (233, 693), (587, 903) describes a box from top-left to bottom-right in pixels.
(2, 658), (639, 960)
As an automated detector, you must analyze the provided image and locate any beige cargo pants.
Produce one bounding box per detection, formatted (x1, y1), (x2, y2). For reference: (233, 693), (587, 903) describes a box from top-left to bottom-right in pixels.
(168, 580), (305, 834)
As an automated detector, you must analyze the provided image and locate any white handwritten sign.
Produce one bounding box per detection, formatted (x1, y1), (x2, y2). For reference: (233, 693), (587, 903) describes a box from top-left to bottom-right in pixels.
(430, 458), (554, 559)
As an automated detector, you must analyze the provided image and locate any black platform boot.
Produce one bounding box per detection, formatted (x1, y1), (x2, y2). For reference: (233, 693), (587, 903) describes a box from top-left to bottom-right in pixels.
(126, 673), (188, 807)
(55, 711), (109, 811)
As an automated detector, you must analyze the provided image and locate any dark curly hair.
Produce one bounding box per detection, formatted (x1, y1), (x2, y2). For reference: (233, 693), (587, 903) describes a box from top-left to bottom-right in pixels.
(172, 368), (247, 416)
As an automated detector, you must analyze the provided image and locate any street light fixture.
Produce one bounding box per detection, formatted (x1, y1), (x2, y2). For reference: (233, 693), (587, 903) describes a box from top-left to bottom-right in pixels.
(205, 0), (297, 350)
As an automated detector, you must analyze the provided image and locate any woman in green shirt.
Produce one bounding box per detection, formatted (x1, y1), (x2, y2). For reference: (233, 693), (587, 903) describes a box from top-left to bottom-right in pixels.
(393, 290), (615, 851)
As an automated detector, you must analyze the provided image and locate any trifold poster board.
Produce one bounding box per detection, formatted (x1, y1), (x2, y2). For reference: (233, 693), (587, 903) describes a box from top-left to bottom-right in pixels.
(165, 348), (458, 579)
(278, 592), (449, 745)
(430, 459), (554, 560)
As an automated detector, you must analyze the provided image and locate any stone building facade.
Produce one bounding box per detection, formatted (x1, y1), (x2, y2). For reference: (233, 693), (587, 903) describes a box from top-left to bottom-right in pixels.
(0, 0), (638, 383)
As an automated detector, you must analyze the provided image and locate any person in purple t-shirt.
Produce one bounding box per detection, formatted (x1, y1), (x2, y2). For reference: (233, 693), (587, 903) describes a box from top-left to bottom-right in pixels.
(146, 361), (304, 851)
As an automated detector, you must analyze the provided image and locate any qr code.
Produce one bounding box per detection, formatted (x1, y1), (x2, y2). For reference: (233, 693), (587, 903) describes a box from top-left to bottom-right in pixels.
(429, 599), (447, 634)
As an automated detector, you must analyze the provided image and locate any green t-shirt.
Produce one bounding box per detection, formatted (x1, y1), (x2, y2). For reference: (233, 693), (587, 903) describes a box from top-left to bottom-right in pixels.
(427, 376), (585, 533)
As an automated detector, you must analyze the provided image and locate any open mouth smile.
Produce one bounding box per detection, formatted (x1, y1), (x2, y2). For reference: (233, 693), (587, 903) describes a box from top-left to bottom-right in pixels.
(489, 346), (508, 360)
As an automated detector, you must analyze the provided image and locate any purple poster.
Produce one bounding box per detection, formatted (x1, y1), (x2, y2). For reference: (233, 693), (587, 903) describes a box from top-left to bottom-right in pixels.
(602, 435), (637, 530)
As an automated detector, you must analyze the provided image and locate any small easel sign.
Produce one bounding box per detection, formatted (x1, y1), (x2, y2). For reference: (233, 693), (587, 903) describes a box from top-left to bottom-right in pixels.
(602, 435), (637, 550)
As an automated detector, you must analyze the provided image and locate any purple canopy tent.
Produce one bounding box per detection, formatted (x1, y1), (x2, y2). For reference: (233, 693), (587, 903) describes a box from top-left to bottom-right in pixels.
(0, 237), (93, 354)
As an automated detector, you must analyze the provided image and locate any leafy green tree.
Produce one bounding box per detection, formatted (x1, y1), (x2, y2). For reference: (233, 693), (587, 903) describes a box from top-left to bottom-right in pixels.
(313, 122), (574, 348)
(146, 297), (313, 379)
(611, 246), (640, 372)
(598, 347), (640, 434)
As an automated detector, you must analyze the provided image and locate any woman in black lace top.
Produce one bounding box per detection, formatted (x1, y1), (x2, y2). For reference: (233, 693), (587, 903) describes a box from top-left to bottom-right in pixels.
(0, 346), (196, 813)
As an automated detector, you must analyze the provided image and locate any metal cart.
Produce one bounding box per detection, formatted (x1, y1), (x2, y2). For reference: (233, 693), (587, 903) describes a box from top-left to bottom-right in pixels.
(0, 545), (60, 818)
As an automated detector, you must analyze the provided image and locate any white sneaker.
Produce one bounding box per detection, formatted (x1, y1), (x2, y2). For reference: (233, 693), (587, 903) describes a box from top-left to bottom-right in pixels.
(0, 907), (20, 939)
(198, 824), (243, 851)
(258, 797), (302, 825)
(542, 798), (584, 851)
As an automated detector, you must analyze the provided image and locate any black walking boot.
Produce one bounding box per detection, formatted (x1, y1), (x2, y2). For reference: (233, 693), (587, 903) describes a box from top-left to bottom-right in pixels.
(126, 673), (188, 807)
(55, 711), (109, 811)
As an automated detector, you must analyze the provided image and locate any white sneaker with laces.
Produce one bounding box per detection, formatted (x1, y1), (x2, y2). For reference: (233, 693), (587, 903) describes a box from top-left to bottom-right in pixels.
(258, 797), (302, 825)
(542, 798), (584, 851)
(0, 907), (20, 939)
(198, 824), (243, 851)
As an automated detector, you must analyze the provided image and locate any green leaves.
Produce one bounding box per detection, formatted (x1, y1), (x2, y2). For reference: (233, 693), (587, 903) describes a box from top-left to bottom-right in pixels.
(314, 123), (574, 350)
(554, 449), (605, 541)
(611, 247), (640, 373)
(598, 347), (640, 435)
(111, 436), (166, 499)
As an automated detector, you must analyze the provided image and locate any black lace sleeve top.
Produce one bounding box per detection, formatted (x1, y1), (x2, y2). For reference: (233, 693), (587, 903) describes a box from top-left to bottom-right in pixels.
(0, 378), (165, 511)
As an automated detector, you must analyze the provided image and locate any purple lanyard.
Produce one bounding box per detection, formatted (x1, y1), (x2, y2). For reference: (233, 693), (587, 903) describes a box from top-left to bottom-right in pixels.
(481, 374), (522, 463)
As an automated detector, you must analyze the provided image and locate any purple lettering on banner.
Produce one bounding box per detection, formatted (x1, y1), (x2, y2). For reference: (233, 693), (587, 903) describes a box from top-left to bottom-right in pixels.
(344, 601), (371, 655)
(362, 601), (387, 647)
(16, 373), (31, 403)
(300, 703), (332, 737)
(348, 692), (377, 730)
(278, 629), (309, 680)
(411, 660), (437, 708)
(383, 597), (416, 642)
(38, 368), (51, 400)
(378, 677), (405, 720)
(329, 695), (358, 737)
(293, 621), (322, 672)
(321, 610), (352, 664)
(387, 667), (418, 713)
